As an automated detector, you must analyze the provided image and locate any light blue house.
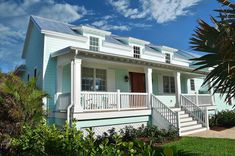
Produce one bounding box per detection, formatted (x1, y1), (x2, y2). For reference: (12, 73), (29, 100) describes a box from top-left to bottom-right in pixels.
(21, 16), (233, 136)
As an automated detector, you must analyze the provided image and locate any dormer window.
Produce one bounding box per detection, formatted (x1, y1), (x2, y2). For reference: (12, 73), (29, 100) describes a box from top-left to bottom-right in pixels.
(89, 36), (99, 51)
(133, 46), (140, 58)
(165, 53), (171, 63)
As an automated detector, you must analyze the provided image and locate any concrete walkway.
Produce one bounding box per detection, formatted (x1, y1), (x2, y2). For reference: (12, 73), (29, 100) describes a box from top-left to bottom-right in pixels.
(189, 127), (235, 139)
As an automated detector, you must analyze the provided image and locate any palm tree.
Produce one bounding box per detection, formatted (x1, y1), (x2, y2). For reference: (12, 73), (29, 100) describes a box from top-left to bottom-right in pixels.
(190, 0), (235, 103)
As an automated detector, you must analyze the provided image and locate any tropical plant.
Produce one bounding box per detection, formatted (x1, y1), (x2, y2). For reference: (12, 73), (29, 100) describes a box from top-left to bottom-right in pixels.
(0, 72), (47, 153)
(190, 0), (235, 103)
(209, 110), (235, 128)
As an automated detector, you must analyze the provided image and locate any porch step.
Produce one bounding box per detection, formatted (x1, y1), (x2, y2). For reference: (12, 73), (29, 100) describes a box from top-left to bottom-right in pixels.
(181, 127), (207, 136)
(180, 113), (189, 118)
(181, 123), (202, 132)
(180, 120), (198, 127)
(180, 117), (193, 122)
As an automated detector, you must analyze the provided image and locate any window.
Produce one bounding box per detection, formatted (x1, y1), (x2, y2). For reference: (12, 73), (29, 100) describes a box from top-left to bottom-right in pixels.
(133, 46), (140, 58)
(163, 76), (175, 93)
(89, 36), (99, 51)
(165, 53), (171, 63)
(34, 68), (37, 78)
(190, 79), (195, 91)
(82, 67), (106, 91)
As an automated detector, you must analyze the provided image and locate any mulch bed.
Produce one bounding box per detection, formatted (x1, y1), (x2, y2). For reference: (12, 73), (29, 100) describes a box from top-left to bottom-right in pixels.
(210, 126), (228, 131)
(137, 136), (181, 147)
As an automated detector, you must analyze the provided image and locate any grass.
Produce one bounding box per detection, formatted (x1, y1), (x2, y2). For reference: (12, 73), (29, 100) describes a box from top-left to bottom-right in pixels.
(164, 137), (235, 156)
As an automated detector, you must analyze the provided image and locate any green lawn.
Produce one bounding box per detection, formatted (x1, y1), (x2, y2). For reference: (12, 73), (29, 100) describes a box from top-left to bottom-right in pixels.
(163, 137), (235, 156)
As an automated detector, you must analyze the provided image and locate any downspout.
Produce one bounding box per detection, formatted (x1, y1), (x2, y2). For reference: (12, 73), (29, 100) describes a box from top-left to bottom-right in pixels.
(67, 59), (74, 126)
(67, 49), (79, 126)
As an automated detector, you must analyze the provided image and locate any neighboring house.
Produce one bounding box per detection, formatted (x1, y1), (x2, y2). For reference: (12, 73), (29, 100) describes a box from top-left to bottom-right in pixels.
(21, 16), (233, 136)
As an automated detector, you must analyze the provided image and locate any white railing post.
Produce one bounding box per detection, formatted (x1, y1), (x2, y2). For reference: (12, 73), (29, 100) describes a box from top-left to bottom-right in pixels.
(176, 111), (181, 136)
(205, 107), (209, 130)
(117, 90), (121, 111)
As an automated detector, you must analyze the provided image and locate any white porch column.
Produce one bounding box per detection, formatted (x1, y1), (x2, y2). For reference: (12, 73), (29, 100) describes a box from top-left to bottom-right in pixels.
(72, 58), (83, 112)
(145, 67), (153, 107)
(174, 72), (181, 107)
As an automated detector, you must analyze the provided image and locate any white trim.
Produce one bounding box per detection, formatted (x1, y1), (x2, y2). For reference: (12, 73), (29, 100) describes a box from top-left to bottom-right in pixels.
(161, 46), (178, 52)
(42, 30), (88, 42)
(72, 25), (111, 36)
(143, 50), (164, 58)
(103, 41), (132, 51)
(73, 109), (151, 120)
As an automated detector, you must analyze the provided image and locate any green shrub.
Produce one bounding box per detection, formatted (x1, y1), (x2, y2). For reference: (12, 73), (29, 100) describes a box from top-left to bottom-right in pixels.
(209, 110), (235, 128)
(11, 122), (162, 156)
(120, 124), (178, 143)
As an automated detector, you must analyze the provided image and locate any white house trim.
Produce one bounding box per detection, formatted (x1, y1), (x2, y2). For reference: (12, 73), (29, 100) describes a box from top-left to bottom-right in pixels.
(74, 109), (151, 120)
(42, 30), (88, 43)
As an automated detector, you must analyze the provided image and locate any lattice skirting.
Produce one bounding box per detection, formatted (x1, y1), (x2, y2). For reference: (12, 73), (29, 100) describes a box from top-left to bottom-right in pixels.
(81, 122), (147, 136)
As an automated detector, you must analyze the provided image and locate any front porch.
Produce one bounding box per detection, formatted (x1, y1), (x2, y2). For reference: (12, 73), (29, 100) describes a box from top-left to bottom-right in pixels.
(51, 47), (214, 135)
(53, 52), (215, 116)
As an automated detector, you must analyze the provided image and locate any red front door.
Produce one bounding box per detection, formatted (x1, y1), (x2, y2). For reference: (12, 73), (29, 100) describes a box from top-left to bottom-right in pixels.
(129, 72), (146, 107)
(129, 72), (146, 92)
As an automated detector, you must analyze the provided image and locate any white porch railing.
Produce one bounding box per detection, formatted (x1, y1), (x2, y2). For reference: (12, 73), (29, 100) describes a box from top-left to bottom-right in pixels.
(181, 94), (213, 107)
(81, 90), (149, 111)
(181, 95), (209, 128)
(151, 94), (179, 129)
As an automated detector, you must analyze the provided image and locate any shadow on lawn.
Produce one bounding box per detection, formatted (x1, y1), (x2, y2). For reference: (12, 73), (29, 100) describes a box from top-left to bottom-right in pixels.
(160, 146), (200, 156)
(176, 149), (200, 156)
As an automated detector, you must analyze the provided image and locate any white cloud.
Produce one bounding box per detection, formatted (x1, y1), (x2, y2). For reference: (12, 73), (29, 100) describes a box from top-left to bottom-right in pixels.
(0, 0), (90, 72)
(107, 0), (201, 23)
(92, 19), (130, 31)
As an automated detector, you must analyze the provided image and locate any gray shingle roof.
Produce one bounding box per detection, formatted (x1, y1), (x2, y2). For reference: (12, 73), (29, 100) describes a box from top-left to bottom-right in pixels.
(31, 16), (80, 36)
(30, 16), (195, 61)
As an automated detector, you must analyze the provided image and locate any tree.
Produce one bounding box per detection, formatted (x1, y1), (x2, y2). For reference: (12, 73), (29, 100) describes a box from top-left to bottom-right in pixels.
(190, 0), (235, 103)
(0, 72), (48, 151)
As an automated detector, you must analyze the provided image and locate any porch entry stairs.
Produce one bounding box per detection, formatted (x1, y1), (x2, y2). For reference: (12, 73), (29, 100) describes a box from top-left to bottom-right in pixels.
(151, 94), (209, 136)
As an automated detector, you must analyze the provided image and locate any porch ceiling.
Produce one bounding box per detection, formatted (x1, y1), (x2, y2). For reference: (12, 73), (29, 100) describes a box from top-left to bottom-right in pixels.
(51, 46), (208, 76)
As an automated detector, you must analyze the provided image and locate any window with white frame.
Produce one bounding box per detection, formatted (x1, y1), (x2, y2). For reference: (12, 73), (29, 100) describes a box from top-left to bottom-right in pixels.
(133, 46), (140, 58)
(163, 76), (175, 93)
(165, 53), (171, 63)
(82, 67), (106, 91)
(190, 79), (195, 91)
(89, 36), (99, 51)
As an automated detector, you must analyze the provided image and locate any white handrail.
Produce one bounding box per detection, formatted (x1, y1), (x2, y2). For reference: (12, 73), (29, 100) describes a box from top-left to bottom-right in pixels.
(181, 95), (207, 126)
(181, 94), (212, 106)
(81, 91), (149, 111)
(151, 94), (178, 129)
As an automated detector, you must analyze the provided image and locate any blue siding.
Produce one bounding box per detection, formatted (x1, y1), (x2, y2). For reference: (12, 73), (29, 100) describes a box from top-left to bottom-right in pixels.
(23, 24), (44, 88)
(115, 69), (129, 92)
(44, 57), (57, 112)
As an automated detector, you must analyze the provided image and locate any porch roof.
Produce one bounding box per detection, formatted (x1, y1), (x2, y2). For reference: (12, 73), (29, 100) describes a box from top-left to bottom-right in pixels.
(51, 46), (209, 75)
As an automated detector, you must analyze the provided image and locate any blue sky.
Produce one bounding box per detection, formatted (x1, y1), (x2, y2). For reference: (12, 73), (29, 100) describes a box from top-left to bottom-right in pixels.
(0, 0), (221, 72)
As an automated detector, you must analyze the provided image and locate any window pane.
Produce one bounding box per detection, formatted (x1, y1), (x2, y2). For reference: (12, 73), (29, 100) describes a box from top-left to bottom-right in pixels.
(82, 67), (94, 91)
(190, 79), (195, 91)
(95, 69), (106, 91)
(89, 36), (99, 51)
(163, 76), (170, 93)
(165, 53), (171, 63)
(170, 77), (175, 93)
(133, 46), (140, 58)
